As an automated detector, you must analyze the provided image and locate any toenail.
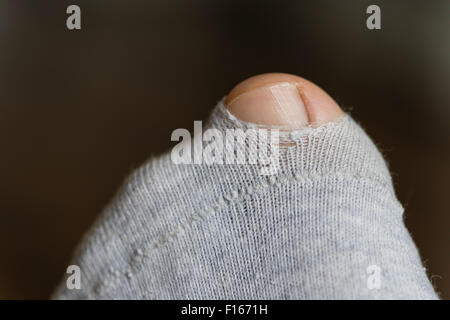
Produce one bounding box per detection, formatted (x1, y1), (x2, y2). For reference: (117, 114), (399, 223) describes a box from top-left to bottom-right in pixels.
(225, 73), (344, 128)
(226, 82), (309, 128)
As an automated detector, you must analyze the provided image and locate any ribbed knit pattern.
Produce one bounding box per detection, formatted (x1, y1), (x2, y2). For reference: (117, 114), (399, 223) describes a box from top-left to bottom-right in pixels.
(53, 100), (438, 299)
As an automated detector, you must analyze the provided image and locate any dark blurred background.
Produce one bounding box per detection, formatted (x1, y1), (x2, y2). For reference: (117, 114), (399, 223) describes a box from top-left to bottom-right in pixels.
(0, 0), (449, 299)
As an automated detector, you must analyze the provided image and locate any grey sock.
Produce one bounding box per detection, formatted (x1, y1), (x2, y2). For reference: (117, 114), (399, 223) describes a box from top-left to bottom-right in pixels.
(53, 100), (438, 299)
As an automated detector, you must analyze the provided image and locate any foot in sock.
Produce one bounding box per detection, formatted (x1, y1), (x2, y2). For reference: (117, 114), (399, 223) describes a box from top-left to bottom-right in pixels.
(53, 73), (438, 299)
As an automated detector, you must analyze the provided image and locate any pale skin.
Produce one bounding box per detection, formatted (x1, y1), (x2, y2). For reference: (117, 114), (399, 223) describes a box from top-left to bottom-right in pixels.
(225, 73), (344, 128)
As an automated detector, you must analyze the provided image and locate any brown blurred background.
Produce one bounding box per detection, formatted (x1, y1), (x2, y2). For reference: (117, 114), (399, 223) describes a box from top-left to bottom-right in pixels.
(0, 0), (449, 299)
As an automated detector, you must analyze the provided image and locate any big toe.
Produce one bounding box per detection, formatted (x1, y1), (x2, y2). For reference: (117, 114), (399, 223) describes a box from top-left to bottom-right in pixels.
(225, 73), (343, 128)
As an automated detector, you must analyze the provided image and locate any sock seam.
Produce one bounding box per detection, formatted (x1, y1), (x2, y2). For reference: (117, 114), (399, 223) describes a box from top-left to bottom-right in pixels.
(148, 171), (401, 251)
(90, 170), (402, 297)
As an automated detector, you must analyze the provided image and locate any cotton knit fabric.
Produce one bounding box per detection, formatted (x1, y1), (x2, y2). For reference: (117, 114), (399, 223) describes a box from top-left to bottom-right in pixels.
(53, 99), (438, 299)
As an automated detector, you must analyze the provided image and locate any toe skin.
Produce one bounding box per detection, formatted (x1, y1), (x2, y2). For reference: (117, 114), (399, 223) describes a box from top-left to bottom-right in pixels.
(225, 73), (343, 128)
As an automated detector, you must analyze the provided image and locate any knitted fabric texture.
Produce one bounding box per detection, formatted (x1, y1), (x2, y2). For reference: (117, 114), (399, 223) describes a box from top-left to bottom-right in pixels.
(53, 100), (438, 299)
